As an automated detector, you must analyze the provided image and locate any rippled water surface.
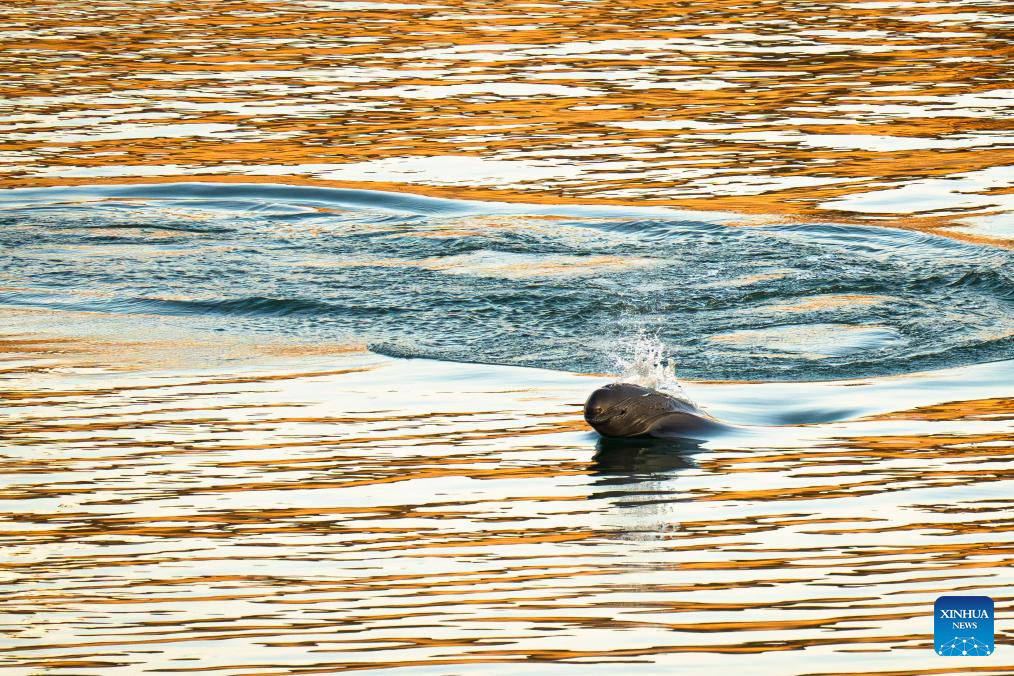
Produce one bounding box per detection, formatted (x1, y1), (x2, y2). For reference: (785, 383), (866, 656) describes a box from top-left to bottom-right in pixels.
(1, 184), (1012, 379)
(2, 0), (1013, 240)
(2, 1), (1014, 674)
(3, 341), (1013, 674)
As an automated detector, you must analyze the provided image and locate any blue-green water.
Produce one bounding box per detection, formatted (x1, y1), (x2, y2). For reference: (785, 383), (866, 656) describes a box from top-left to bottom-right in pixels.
(2, 182), (1011, 381)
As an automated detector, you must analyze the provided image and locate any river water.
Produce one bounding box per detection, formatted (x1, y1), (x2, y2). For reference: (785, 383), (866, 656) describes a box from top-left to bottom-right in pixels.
(1, 0), (1013, 674)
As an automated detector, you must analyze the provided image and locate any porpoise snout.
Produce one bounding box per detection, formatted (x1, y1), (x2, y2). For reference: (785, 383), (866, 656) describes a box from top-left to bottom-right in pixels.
(583, 384), (628, 424)
(583, 383), (652, 437)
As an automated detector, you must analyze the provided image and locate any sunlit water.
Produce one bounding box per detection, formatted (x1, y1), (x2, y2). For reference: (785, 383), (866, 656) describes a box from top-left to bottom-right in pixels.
(2, 342), (1012, 674)
(2, 0), (1014, 674)
(1, 0), (1013, 240)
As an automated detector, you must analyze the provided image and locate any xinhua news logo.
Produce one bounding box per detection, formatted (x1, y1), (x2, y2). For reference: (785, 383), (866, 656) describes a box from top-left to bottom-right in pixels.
(934, 596), (994, 656)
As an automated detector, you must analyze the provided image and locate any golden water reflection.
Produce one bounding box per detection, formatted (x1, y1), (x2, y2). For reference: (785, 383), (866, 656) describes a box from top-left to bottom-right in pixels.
(1, 0), (1012, 239)
(3, 333), (1012, 673)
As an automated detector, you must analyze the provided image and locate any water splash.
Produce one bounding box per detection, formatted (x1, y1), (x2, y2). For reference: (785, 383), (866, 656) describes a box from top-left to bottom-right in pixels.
(611, 332), (689, 399)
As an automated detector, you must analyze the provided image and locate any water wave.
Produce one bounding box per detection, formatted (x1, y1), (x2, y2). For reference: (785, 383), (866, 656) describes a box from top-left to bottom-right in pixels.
(2, 183), (1011, 381)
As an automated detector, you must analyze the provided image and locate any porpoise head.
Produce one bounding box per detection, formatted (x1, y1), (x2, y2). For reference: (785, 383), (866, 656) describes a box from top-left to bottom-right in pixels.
(584, 382), (690, 438)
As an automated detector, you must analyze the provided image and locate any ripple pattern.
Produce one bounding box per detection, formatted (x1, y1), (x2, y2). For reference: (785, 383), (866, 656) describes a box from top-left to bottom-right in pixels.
(1, 0), (1012, 238)
(2, 343), (1012, 674)
(1, 185), (1012, 380)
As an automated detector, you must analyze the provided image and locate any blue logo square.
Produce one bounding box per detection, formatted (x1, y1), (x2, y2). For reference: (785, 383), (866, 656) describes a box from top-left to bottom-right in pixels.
(935, 596), (994, 656)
